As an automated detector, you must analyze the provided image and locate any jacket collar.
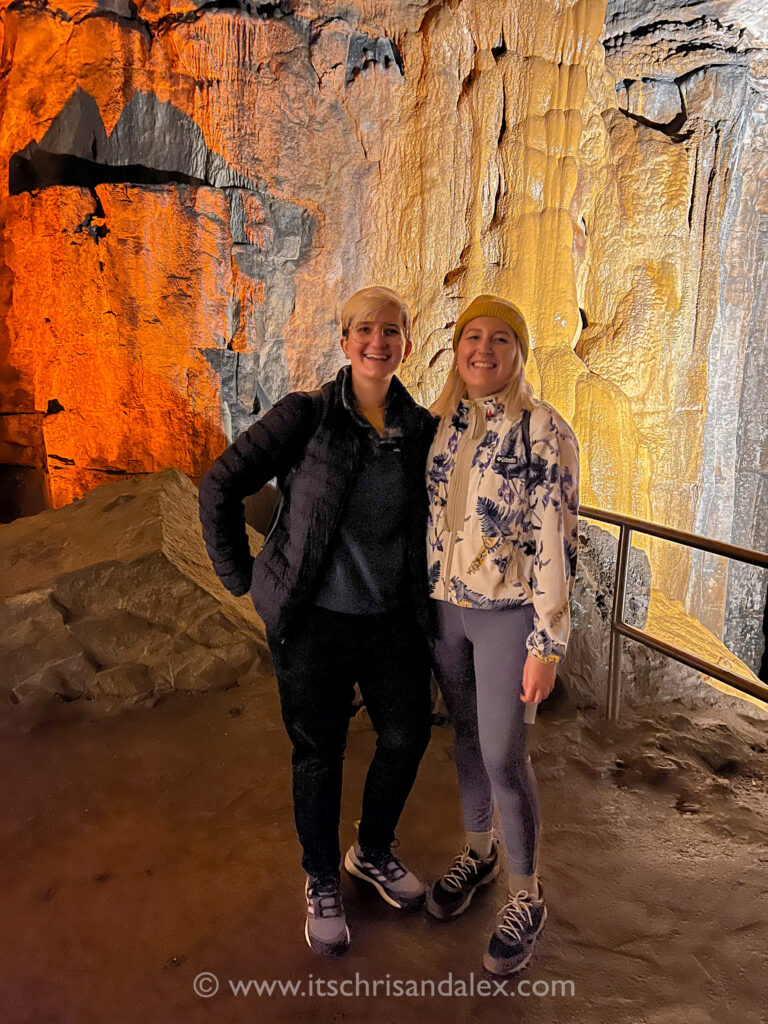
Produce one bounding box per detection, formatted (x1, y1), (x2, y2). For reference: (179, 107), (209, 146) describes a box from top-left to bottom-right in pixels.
(456, 390), (523, 427)
(335, 364), (416, 441)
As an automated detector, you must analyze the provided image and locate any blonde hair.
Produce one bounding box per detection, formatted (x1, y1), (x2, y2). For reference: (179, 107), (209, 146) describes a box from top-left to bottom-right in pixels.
(341, 287), (411, 338)
(430, 334), (535, 421)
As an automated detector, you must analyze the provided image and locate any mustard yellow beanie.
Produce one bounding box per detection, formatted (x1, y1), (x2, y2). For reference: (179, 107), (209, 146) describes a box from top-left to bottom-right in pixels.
(453, 295), (530, 364)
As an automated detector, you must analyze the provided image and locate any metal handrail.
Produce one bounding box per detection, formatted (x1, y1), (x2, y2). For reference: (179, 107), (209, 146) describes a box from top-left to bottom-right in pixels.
(578, 503), (768, 719)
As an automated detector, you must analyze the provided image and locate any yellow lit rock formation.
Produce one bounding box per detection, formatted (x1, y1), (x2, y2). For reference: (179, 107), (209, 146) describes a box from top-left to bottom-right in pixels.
(0, 0), (765, 674)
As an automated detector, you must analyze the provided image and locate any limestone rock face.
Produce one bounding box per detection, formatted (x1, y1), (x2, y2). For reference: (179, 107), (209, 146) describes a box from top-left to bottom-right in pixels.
(583, 0), (768, 670)
(0, 0), (765, 674)
(0, 0), (605, 513)
(0, 469), (267, 707)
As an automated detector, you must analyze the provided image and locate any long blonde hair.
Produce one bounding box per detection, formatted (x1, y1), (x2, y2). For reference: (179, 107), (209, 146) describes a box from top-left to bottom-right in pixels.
(430, 335), (535, 421)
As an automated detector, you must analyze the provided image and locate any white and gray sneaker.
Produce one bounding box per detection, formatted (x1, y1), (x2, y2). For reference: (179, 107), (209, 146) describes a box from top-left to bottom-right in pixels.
(304, 875), (350, 957)
(344, 842), (426, 910)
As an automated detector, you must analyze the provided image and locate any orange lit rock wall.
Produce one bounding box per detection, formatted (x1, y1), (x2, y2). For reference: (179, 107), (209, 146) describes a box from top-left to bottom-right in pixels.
(0, 1), (766, 663)
(2, 185), (240, 503)
(0, 0), (607, 500)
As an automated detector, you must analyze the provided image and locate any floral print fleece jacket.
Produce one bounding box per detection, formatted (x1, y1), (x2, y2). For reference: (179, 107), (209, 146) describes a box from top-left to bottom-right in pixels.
(426, 393), (580, 664)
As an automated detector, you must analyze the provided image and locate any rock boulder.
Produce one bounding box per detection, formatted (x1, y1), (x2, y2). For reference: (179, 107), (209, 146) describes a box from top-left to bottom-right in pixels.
(0, 469), (267, 709)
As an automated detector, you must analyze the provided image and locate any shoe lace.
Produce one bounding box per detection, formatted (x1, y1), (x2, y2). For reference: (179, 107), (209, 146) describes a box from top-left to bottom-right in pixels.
(442, 845), (483, 892)
(497, 890), (535, 943)
(307, 877), (343, 918)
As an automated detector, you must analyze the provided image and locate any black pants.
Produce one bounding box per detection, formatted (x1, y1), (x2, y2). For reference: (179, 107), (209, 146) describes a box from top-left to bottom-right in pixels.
(267, 605), (432, 879)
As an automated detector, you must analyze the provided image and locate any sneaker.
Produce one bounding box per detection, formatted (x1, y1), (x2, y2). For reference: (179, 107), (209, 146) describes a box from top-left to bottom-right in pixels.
(483, 885), (547, 975)
(304, 875), (350, 957)
(426, 843), (500, 919)
(344, 842), (426, 910)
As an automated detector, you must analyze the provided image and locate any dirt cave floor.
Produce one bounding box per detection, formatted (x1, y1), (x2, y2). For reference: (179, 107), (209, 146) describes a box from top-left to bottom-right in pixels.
(2, 663), (767, 1024)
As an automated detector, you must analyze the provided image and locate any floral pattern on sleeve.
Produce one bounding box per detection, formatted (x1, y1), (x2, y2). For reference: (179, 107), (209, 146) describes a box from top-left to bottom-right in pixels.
(426, 400), (468, 556)
(524, 408), (580, 663)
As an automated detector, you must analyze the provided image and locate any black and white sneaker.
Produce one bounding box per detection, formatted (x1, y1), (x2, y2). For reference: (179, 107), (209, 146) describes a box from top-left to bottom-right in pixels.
(304, 875), (350, 957)
(483, 885), (547, 975)
(344, 842), (425, 910)
(426, 843), (500, 919)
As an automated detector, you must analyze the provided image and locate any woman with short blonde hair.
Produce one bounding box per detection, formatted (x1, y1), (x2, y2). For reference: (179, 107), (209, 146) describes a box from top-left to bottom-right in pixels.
(200, 286), (436, 957)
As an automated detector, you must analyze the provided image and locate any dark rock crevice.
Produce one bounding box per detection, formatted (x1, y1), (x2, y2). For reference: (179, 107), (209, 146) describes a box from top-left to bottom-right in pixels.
(0, 466), (47, 523)
(6, 0), (294, 38)
(8, 88), (257, 195)
(497, 94), (508, 150)
(10, 152), (207, 196)
(150, 0), (301, 42)
(603, 15), (746, 55)
(616, 106), (690, 140)
(74, 193), (109, 241)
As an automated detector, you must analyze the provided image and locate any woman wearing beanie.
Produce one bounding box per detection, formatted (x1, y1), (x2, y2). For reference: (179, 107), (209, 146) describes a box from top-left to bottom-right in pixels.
(425, 295), (579, 975)
(199, 287), (436, 957)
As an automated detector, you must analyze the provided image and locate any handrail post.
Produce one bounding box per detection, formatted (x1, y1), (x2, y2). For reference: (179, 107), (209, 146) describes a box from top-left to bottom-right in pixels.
(579, 503), (768, 710)
(606, 524), (632, 722)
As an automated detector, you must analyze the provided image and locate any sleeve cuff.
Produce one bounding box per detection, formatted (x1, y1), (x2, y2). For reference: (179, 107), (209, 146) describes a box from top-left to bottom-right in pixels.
(222, 559), (254, 597)
(528, 648), (561, 665)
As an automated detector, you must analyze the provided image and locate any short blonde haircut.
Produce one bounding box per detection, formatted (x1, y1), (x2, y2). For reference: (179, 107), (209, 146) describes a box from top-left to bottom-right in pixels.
(430, 332), (535, 422)
(341, 287), (411, 338)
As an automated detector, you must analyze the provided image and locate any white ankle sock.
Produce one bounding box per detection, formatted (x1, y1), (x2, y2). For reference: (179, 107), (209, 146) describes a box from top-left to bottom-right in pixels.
(466, 829), (494, 860)
(507, 871), (539, 898)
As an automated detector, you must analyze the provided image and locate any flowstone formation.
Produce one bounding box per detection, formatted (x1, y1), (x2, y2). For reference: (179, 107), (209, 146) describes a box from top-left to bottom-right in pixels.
(583, 1), (768, 670)
(0, 0), (606, 512)
(0, 0), (765, 672)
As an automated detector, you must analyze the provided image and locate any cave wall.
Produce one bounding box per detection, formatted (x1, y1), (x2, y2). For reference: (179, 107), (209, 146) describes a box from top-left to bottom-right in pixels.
(0, 0), (608, 503)
(594, 1), (768, 667)
(0, 0), (765, 666)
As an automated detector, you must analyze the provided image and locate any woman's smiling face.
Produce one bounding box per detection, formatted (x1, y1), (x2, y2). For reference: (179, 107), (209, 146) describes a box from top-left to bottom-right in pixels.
(456, 316), (520, 399)
(340, 302), (412, 382)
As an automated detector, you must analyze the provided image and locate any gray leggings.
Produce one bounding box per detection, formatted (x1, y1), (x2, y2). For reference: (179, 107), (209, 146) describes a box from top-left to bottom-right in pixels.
(431, 600), (539, 876)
